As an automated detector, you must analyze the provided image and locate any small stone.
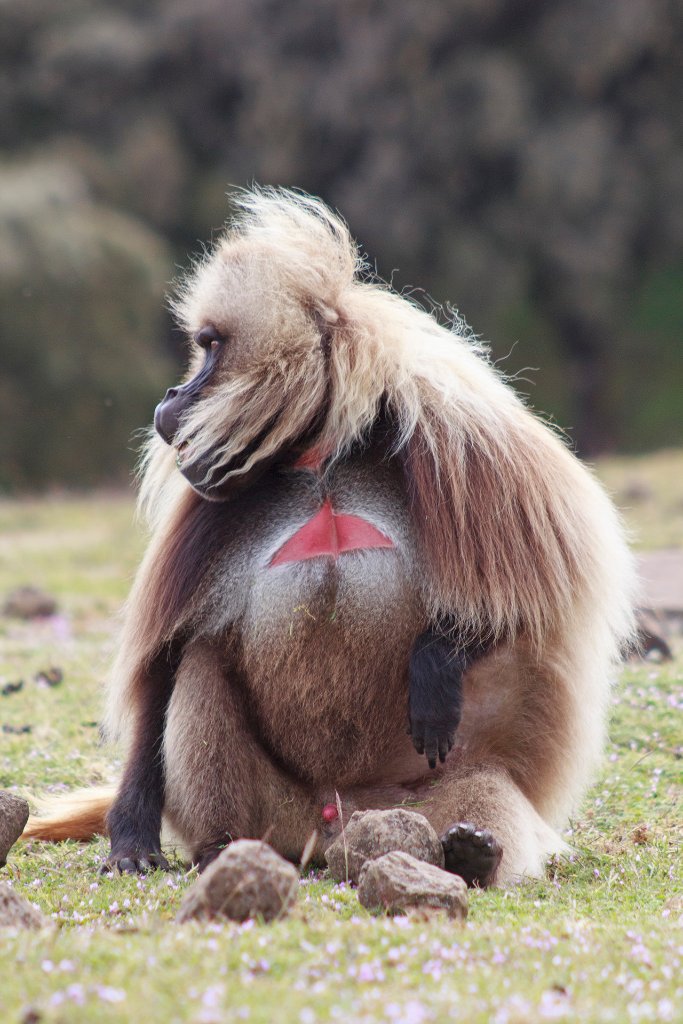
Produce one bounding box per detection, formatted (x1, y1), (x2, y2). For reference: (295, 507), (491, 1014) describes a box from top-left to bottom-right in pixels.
(621, 478), (653, 504)
(358, 851), (468, 919)
(0, 883), (47, 929)
(34, 667), (64, 688)
(0, 791), (30, 867)
(176, 840), (299, 923)
(325, 808), (444, 884)
(0, 680), (24, 697)
(3, 586), (57, 620)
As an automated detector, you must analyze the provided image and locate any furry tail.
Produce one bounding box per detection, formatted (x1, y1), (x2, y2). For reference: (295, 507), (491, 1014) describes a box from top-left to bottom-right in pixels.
(21, 787), (116, 842)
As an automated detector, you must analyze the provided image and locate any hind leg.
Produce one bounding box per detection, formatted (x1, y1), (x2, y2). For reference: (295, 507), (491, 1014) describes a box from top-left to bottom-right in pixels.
(413, 640), (592, 886)
(419, 761), (566, 886)
(163, 640), (322, 864)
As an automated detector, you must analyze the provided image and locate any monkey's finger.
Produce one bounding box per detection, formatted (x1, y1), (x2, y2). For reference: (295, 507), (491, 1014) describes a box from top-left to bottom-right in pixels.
(438, 735), (449, 764)
(424, 727), (439, 770)
(447, 730), (456, 750)
(410, 721), (426, 755)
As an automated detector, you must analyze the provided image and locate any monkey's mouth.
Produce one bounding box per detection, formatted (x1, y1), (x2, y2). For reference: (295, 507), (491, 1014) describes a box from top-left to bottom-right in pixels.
(171, 424), (280, 501)
(174, 439), (194, 465)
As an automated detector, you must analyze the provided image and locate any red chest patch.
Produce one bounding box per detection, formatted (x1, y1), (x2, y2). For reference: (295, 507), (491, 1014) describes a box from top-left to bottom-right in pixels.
(270, 498), (394, 567)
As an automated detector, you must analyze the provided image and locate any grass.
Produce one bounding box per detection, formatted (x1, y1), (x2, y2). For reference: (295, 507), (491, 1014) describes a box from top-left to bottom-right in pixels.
(594, 447), (683, 550)
(0, 455), (682, 1024)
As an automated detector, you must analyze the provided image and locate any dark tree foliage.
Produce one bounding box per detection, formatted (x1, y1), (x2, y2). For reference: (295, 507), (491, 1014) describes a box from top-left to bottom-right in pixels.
(1, 0), (681, 487)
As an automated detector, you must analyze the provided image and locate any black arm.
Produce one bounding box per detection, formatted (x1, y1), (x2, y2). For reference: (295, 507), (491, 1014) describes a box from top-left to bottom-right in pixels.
(104, 642), (181, 874)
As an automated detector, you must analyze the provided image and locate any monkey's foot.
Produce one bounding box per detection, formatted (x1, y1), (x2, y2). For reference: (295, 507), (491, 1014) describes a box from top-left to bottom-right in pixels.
(101, 850), (170, 875)
(440, 822), (502, 888)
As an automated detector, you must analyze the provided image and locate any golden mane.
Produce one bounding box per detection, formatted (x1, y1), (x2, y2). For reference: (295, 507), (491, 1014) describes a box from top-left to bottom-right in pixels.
(133, 186), (634, 661)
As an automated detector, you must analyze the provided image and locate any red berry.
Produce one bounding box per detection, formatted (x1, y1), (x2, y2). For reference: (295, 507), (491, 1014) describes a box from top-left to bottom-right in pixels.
(322, 803), (339, 823)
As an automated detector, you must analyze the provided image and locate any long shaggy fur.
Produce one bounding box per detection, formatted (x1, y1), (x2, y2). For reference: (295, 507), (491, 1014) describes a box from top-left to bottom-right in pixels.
(25, 188), (637, 876)
(129, 186), (633, 669)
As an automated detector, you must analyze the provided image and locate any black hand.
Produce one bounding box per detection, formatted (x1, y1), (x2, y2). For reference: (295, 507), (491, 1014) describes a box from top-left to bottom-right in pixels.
(408, 630), (465, 769)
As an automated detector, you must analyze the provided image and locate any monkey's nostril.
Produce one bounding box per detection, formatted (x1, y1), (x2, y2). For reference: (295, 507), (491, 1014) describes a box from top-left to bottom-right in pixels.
(166, 387), (179, 400)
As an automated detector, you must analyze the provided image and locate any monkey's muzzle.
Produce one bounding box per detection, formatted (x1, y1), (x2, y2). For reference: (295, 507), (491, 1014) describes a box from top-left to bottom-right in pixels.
(154, 335), (222, 447)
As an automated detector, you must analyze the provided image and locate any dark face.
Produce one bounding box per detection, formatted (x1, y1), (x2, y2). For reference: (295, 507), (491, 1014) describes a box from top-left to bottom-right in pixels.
(154, 325), (223, 446)
(154, 322), (329, 501)
(154, 324), (240, 500)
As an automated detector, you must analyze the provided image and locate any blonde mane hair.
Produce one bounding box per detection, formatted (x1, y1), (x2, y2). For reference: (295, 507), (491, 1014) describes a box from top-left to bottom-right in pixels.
(136, 187), (635, 659)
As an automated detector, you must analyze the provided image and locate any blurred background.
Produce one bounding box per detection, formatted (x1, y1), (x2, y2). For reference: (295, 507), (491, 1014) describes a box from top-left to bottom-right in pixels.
(1, 0), (681, 491)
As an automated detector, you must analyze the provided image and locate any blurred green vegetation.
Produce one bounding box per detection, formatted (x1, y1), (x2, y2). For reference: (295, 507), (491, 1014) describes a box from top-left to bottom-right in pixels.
(0, 159), (172, 490)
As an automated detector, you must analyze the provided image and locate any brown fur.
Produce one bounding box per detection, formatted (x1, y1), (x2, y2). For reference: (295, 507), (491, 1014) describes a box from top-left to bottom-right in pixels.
(23, 189), (637, 885)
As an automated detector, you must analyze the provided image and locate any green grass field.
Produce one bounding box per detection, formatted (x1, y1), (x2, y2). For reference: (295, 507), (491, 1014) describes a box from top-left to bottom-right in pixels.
(0, 452), (681, 1024)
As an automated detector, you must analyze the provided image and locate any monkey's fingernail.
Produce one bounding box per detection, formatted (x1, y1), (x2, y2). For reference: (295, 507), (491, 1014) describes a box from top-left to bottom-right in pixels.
(117, 858), (137, 874)
(427, 756), (436, 770)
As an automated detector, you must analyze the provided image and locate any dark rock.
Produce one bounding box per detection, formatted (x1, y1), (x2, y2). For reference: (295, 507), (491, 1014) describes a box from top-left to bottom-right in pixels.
(3, 587), (57, 620)
(0, 883), (47, 929)
(176, 840), (299, 923)
(358, 851), (468, 919)
(0, 680), (24, 697)
(34, 667), (64, 687)
(325, 808), (444, 884)
(0, 791), (30, 867)
(632, 609), (673, 662)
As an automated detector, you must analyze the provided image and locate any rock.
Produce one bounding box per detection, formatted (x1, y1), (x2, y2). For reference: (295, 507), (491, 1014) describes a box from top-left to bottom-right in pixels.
(3, 586), (57, 619)
(325, 808), (444, 884)
(0, 791), (30, 867)
(0, 680), (24, 697)
(0, 883), (47, 929)
(176, 840), (299, 923)
(633, 609), (673, 662)
(34, 667), (64, 687)
(358, 851), (468, 919)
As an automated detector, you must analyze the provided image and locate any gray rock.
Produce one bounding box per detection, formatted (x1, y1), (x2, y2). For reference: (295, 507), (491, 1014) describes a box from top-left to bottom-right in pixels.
(0, 791), (29, 867)
(325, 808), (444, 884)
(0, 883), (47, 929)
(3, 586), (57, 619)
(176, 840), (299, 923)
(358, 851), (468, 919)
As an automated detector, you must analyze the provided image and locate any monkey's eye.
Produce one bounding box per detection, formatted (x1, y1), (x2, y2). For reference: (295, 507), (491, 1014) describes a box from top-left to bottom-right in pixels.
(195, 325), (224, 352)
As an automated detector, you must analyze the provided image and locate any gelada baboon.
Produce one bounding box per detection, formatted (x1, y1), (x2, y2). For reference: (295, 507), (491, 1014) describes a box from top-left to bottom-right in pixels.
(24, 189), (636, 886)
